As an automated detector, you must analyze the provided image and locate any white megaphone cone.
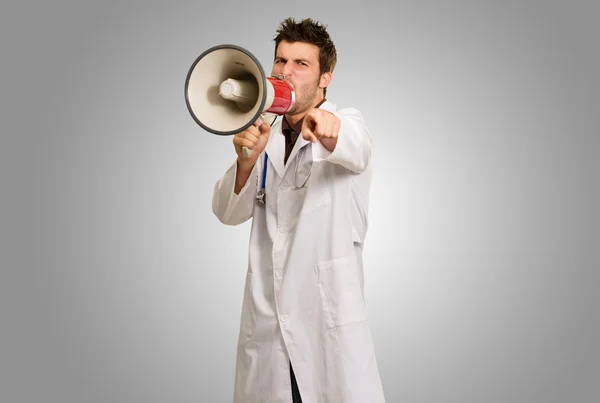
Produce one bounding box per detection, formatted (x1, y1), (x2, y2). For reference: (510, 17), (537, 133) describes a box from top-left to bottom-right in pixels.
(184, 44), (295, 157)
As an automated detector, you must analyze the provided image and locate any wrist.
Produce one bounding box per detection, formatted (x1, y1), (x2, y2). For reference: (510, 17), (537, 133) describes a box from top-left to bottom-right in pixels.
(236, 157), (255, 174)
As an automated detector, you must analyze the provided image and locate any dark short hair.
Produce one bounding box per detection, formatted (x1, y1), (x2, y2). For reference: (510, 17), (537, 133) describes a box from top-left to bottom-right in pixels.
(274, 17), (337, 95)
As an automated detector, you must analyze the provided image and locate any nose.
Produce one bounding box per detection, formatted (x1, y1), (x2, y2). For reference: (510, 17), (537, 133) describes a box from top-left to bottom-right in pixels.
(272, 60), (293, 81)
(283, 62), (293, 76)
(280, 61), (293, 80)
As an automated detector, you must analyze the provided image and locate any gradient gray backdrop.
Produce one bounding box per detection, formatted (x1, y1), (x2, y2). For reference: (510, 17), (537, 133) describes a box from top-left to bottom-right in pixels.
(2, 0), (599, 402)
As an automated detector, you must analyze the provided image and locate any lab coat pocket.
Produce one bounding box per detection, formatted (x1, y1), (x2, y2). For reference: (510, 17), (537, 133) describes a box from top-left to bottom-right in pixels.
(240, 271), (255, 337)
(316, 254), (367, 329)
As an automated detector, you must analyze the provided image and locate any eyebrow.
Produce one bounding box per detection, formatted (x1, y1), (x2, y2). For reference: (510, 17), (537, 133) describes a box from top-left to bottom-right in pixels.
(275, 56), (311, 64)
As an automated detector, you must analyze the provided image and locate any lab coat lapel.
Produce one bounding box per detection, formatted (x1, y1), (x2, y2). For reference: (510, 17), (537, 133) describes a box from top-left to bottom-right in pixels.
(264, 119), (285, 179)
(285, 131), (310, 167)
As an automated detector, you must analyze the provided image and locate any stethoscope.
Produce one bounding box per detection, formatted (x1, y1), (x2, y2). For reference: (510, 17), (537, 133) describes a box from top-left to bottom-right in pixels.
(255, 152), (268, 205)
(256, 141), (312, 206)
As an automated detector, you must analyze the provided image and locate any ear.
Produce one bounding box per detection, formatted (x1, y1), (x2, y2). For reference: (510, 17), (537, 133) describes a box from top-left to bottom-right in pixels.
(319, 72), (332, 89)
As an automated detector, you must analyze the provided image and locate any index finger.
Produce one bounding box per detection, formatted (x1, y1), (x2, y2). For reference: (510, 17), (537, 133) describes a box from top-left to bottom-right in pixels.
(302, 127), (318, 143)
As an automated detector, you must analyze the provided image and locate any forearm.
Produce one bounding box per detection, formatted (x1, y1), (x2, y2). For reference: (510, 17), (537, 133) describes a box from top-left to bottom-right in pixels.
(319, 136), (337, 152)
(234, 158), (255, 194)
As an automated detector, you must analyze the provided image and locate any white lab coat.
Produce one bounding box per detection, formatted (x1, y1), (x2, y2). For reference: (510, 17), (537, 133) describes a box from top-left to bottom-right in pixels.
(212, 100), (386, 403)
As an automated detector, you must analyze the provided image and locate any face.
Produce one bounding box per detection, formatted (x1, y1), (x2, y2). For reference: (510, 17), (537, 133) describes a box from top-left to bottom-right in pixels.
(271, 40), (331, 116)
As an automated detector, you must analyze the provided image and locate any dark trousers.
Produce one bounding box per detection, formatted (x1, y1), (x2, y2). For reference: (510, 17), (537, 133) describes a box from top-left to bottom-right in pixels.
(290, 361), (302, 402)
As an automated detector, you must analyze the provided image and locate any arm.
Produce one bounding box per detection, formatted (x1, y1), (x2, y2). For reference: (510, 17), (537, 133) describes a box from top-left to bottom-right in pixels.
(212, 119), (271, 225)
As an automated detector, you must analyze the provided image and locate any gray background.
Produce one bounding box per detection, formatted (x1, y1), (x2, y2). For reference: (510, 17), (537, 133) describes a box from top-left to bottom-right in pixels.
(2, 0), (599, 402)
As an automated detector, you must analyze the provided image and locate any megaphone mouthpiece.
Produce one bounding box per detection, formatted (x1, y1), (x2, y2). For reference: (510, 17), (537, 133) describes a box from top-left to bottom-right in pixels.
(219, 78), (258, 106)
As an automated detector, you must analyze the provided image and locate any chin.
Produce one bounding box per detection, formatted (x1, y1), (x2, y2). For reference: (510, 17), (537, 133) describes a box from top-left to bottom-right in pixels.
(288, 103), (306, 116)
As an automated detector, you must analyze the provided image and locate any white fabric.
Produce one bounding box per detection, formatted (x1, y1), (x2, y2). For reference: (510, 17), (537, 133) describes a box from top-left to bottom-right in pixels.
(212, 100), (386, 403)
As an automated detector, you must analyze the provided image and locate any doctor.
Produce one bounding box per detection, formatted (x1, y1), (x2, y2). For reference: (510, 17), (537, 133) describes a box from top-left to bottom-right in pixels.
(212, 17), (386, 403)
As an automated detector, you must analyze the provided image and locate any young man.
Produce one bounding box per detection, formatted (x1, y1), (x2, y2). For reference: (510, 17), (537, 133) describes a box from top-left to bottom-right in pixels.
(212, 17), (386, 403)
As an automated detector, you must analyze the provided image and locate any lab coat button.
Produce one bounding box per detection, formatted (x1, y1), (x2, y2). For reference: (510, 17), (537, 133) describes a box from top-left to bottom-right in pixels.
(280, 182), (289, 190)
(280, 314), (288, 322)
(275, 269), (282, 278)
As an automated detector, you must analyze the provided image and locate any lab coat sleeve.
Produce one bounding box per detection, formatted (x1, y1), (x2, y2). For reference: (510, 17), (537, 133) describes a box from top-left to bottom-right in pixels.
(311, 107), (371, 173)
(212, 158), (258, 225)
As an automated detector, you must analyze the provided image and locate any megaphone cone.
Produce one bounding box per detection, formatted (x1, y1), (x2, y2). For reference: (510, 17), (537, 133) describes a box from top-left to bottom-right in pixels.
(184, 44), (295, 156)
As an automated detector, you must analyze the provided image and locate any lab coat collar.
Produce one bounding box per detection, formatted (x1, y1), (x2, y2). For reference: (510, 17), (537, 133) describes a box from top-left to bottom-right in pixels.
(265, 100), (336, 179)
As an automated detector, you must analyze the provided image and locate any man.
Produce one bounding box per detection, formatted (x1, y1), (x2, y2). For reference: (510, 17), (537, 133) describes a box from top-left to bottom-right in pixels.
(212, 17), (386, 403)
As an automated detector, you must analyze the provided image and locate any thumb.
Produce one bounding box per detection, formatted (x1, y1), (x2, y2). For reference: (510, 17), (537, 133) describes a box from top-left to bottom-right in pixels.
(255, 121), (271, 151)
(253, 118), (271, 137)
(258, 121), (270, 135)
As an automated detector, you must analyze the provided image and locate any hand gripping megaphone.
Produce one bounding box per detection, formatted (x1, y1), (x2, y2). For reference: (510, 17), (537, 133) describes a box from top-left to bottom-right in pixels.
(184, 44), (295, 157)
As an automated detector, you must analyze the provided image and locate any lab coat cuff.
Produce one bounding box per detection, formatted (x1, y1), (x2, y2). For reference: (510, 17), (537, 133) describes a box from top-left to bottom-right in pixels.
(212, 157), (259, 225)
(218, 159), (256, 217)
(311, 140), (333, 162)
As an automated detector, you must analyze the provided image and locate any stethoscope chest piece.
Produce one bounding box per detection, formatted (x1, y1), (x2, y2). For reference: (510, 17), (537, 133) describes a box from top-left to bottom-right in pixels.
(256, 189), (266, 205)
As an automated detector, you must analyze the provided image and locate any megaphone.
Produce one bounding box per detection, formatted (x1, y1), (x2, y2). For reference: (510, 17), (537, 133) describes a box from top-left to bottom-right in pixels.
(184, 44), (295, 157)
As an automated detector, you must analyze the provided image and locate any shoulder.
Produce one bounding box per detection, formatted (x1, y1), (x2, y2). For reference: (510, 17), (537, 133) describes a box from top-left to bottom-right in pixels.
(319, 100), (366, 122)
